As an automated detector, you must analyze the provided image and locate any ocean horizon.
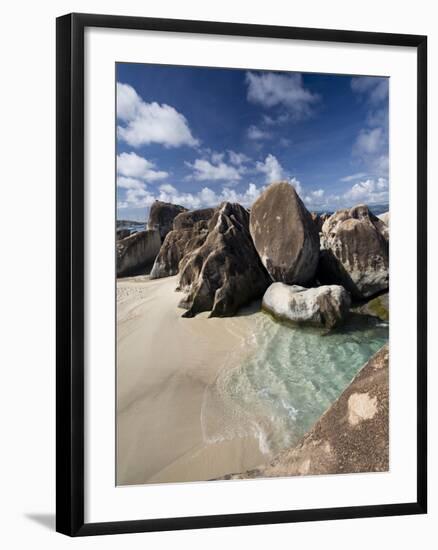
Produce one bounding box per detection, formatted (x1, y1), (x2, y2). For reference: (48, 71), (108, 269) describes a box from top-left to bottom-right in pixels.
(117, 203), (389, 233)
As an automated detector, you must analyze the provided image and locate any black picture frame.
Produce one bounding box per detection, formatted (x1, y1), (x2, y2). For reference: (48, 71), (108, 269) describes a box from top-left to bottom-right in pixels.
(56, 12), (427, 537)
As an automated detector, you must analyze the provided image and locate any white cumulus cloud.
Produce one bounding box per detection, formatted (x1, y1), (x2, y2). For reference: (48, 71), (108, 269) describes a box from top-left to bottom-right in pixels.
(247, 125), (271, 141)
(351, 77), (389, 105)
(303, 189), (325, 208)
(353, 127), (384, 156)
(117, 176), (146, 190)
(117, 82), (199, 148)
(256, 154), (284, 183)
(117, 176), (155, 209)
(246, 71), (319, 120)
(117, 82), (141, 121)
(350, 76), (389, 179)
(304, 188), (324, 201)
(353, 128), (388, 176)
(340, 172), (368, 182)
(289, 177), (304, 197)
(227, 150), (250, 165)
(186, 158), (243, 182)
(343, 178), (389, 205)
(159, 183), (178, 194)
(117, 152), (168, 182)
(255, 155), (305, 197)
(117, 181), (268, 212)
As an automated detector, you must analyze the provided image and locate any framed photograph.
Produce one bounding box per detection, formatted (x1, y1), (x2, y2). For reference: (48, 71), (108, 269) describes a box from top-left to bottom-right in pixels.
(56, 13), (427, 536)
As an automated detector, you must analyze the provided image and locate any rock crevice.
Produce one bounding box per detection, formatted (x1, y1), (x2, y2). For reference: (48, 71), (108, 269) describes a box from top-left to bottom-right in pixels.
(177, 202), (271, 317)
(318, 205), (389, 299)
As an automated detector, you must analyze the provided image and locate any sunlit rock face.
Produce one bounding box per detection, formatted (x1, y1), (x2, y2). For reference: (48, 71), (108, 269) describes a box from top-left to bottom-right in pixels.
(249, 182), (320, 286)
(172, 208), (216, 231)
(116, 229), (161, 277)
(318, 204), (389, 299)
(177, 202), (271, 318)
(150, 208), (215, 279)
(262, 283), (351, 329)
(148, 200), (187, 241)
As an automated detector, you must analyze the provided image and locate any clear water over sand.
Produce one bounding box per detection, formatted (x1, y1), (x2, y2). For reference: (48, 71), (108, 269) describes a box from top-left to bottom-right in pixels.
(117, 276), (388, 484)
(201, 313), (389, 458)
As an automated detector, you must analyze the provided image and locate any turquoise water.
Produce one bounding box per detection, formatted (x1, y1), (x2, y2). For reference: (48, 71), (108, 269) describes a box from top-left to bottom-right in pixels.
(201, 312), (388, 458)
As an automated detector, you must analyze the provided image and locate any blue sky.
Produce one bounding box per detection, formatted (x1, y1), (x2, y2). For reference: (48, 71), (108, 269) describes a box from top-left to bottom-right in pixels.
(116, 63), (389, 221)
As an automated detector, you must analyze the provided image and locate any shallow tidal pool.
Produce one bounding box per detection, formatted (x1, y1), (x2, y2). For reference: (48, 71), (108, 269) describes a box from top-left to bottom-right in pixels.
(201, 312), (389, 458)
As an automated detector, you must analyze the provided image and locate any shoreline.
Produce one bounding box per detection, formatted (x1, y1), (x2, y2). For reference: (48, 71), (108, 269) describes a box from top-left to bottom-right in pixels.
(116, 273), (388, 486)
(219, 343), (389, 480)
(116, 275), (268, 485)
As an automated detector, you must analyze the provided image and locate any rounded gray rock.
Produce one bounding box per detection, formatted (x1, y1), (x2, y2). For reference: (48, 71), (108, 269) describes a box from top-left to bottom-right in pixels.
(319, 204), (389, 299)
(116, 229), (161, 277)
(262, 282), (351, 329)
(250, 182), (320, 285)
(147, 200), (187, 241)
(150, 207), (215, 279)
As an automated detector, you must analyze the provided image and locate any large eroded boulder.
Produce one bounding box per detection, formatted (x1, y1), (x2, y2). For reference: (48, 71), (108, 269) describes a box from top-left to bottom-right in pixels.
(220, 344), (389, 480)
(172, 208), (215, 230)
(117, 229), (161, 277)
(150, 208), (215, 279)
(147, 200), (187, 241)
(250, 182), (320, 285)
(318, 205), (389, 299)
(262, 283), (351, 329)
(177, 202), (271, 317)
(116, 228), (131, 241)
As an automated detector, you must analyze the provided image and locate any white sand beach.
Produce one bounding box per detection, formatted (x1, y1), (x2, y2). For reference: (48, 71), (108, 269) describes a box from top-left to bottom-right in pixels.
(116, 273), (389, 486)
(116, 275), (266, 485)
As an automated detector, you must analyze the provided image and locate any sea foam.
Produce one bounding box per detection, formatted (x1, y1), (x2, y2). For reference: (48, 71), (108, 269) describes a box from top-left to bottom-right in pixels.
(201, 312), (388, 457)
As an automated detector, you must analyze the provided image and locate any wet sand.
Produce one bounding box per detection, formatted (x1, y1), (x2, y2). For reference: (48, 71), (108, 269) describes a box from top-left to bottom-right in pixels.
(116, 275), (267, 485)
